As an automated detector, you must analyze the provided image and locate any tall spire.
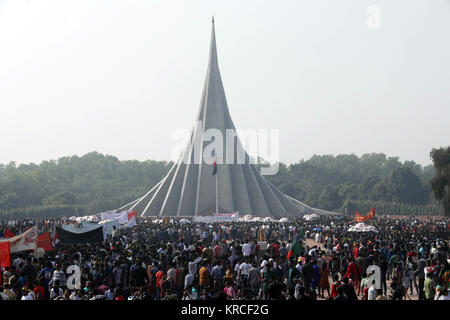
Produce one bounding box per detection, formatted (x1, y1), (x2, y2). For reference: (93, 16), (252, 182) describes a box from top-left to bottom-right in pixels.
(208, 15), (218, 74)
(117, 20), (325, 217)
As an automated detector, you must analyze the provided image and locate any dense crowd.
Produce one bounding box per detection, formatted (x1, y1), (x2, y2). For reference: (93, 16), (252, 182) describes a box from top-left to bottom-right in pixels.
(0, 214), (449, 301)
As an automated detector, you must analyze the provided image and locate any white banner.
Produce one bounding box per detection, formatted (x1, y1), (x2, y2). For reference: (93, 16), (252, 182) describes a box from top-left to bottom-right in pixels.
(100, 210), (130, 223)
(125, 216), (137, 228)
(193, 214), (240, 223)
(214, 211), (239, 218)
(0, 226), (38, 253)
(98, 219), (121, 235)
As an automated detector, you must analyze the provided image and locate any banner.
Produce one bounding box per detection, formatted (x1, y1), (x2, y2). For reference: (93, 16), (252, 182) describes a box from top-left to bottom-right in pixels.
(0, 241), (11, 268)
(4, 228), (16, 238)
(62, 223), (100, 234)
(193, 213), (240, 223)
(37, 232), (54, 251)
(125, 216), (137, 228)
(0, 226), (38, 253)
(355, 207), (376, 222)
(55, 226), (104, 244)
(100, 210), (128, 222)
(98, 219), (120, 236)
(128, 210), (137, 221)
(214, 211), (239, 218)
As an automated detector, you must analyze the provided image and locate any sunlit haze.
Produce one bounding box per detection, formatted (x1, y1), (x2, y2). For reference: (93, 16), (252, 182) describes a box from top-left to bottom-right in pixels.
(0, 0), (449, 166)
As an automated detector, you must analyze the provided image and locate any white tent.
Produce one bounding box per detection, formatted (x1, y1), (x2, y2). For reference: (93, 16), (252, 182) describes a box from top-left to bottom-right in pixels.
(303, 214), (319, 221)
(347, 223), (378, 233)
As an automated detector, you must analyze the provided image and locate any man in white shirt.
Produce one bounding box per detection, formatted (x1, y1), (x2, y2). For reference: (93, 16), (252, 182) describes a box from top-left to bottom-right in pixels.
(295, 258), (303, 274)
(21, 288), (34, 300)
(0, 289), (9, 300)
(184, 273), (194, 289)
(368, 285), (377, 300)
(240, 259), (251, 286)
(188, 256), (202, 276)
(242, 242), (252, 257)
(13, 257), (24, 271)
(234, 259), (242, 287)
(315, 232), (321, 243)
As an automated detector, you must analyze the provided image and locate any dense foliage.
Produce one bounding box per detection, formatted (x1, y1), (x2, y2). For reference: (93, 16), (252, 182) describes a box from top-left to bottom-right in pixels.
(0, 152), (444, 219)
(0, 152), (171, 219)
(430, 147), (450, 216)
(264, 153), (443, 216)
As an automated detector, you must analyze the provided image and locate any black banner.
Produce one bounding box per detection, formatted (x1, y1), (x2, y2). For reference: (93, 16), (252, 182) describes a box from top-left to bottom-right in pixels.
(56, 226), (103, 244)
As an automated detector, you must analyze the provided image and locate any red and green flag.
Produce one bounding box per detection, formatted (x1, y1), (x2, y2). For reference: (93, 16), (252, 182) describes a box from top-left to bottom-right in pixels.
(212, 159), (217, 176)
(286, 238), (303, 260)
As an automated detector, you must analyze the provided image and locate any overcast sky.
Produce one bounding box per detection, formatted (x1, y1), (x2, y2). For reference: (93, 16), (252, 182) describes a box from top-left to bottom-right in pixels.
(0, 0), (449, 167)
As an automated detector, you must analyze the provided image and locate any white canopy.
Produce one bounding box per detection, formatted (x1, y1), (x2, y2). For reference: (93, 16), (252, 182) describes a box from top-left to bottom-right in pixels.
(347, 223), (378, 233)
(303, 214), (319, 221)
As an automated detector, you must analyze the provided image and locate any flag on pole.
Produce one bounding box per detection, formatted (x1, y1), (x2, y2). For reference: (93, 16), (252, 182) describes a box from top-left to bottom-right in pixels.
(52, 229), (60, 247)
(366, 207), (375, 220)
(212, 159), (217, 176)
(355, 207), (376, 222)
(286, 238), (303, 260)
(0, 241), (11, 268)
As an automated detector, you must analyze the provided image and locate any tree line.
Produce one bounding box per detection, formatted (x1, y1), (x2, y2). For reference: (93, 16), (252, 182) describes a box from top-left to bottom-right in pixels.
(0, 151), (446, 219)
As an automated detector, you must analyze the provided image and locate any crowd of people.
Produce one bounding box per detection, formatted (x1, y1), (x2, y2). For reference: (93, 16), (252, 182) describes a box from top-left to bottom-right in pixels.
(0, 214), (449, 301)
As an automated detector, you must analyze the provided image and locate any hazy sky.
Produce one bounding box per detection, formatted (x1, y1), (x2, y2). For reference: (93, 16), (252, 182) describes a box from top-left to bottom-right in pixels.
(0, 0), (449, 167)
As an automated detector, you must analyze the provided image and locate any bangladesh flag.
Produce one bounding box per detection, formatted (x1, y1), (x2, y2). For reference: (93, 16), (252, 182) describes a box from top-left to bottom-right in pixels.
(212, 159), (217, 176)
(286, 238), (303, 260)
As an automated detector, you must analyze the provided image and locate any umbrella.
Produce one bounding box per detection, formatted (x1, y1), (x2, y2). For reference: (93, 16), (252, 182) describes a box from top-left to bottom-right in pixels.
(313, 227), (322, 232)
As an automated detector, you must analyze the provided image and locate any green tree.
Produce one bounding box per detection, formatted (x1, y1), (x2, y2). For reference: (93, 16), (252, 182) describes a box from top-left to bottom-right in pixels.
(430, 147), (450, 216)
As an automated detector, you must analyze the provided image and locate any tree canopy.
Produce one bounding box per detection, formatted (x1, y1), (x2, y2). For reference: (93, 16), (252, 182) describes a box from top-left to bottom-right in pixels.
(430, 147), (450, 216)
(0, 151), (443, 219)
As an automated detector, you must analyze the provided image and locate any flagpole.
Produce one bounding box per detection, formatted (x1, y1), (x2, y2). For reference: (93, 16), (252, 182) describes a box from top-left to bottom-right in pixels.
(215, 167), (219, 214)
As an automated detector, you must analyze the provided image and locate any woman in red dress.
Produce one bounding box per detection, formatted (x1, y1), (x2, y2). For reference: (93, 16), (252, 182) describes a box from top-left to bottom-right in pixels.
(319, 262), (331, 298)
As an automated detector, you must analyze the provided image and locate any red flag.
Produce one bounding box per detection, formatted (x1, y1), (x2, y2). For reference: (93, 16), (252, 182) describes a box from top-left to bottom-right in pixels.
(37, 232), (54, 251)
(212, 159), (217, 176)
(127, 210), (137, 221)
(355, 211), (364, 222)
(0, 241), (11, 268)
(4, 228), (16, 238)
(366, 207), (375, 220)
(355, 207), (375, 222)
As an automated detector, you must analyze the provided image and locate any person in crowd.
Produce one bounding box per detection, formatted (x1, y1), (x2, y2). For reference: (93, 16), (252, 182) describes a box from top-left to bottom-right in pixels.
(0, 214), (447, 301)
